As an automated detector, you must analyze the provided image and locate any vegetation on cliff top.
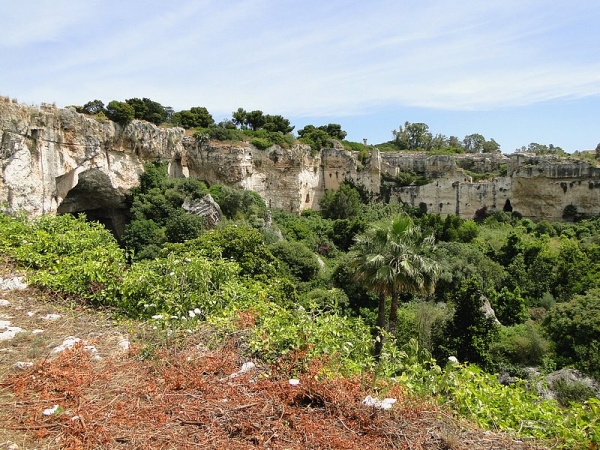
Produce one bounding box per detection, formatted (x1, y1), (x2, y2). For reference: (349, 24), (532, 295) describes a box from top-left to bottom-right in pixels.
(75, 96), (589, 157)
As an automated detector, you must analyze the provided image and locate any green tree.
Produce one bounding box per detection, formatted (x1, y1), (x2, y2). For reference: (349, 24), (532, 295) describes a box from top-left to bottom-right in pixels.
(232, 108), (248, 129)
(125, 97), (167, 125)
(482, 138), (501, 153)
(321, 123), (347, 140)
(105, 101), (135, 125)
(543, 289), (600, 378)
(438, 278), (500, 367)
(350, 215), (440, 357)
(246, 110), (266, 131)
(463, 133), (485, 153)
(171, 107), (214, 129)
(269, 240), (320, 282)
(318, 183), (362, 220)
(263, 114), (295, 134)
(491, 286), (528, 326)
(169, 225), (280, 279)
(164, 210), (205, 243)
(392, 121), (432, 151)
(81, 99), (105, 115)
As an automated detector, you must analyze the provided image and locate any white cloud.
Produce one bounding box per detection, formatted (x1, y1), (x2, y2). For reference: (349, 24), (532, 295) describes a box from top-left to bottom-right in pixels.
(1, 0), (599, 121)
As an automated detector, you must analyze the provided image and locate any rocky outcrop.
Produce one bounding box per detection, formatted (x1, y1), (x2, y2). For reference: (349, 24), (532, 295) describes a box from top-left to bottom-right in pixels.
(182, 194), (222, 228)
(2, 98), (600, 222)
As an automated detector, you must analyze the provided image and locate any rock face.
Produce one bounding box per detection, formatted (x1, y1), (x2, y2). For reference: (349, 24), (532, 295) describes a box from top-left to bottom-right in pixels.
(2, 98), (600, 222)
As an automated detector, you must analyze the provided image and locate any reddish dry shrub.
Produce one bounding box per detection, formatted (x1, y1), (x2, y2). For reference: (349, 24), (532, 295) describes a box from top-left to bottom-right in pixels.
(0, 341), (540, 449)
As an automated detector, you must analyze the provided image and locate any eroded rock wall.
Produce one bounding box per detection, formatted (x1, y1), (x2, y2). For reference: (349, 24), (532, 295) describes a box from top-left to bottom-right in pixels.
(2, 99), (600, 222)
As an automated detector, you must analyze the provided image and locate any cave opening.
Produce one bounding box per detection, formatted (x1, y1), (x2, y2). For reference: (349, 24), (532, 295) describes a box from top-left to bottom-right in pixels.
(56, 169), (131, 241)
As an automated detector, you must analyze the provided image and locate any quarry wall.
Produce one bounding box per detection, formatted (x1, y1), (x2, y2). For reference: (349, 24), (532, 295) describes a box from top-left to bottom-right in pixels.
(2, 99), (600, 223)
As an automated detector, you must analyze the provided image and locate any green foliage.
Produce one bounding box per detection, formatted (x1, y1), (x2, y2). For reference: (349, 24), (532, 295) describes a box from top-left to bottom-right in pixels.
(81, 99), (105, 115)
(164, 210), (205, 243)
(167, 224), (280, 279)
(105, 100), (135, 125)
(552, 379), (597, 407)
(298, 124), (347, 149)
(250, 137), (271, 150)
(122, 219), (166, 259)
(489, 322), (552, 367)
(269, 240), (321, 282)
(350, 215), (440, 356)
(436, 278), (500, 368)
(208, 184), (266, 220)
(2, 211), (600, 446)
(171, 106), (214, 129)
(491, 286), (528, 326)
(125, 97), (168, 125)
(330, 218), (366, 251)
(0, 213), (125, 305)
(319, 182), (363, 220)
(246, 300), (373, 372)
(195, 125), (246, 142)
(116, 252), (244, 319)
(434, 364), (600, 446)
(431, 242), (506, 302)
(298, 127), (331, 153)
(543, 289), (600, 378)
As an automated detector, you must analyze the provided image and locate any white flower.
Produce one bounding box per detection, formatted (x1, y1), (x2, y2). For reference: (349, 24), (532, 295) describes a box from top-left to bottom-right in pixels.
(188, 310), (196, 318)
(151, 314), (163, 320)
(169, 272), (175, 276)
(194, 308), (202, 315)
(448, 356), (459, 364)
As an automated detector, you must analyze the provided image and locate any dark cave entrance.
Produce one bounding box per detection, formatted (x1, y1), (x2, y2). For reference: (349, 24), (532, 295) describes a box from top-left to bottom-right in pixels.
(503, 199), (513, 213)
(56, 169), (131, 241)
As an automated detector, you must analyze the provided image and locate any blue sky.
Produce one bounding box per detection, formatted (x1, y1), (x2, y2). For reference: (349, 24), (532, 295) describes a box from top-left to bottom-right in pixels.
(1, 0), (599, 153)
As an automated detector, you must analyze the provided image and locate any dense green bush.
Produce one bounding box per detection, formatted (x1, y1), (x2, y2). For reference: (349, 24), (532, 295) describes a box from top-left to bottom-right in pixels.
(543, 289), (600, 378)
(0, 213), (125, 304)
(489, 322), (552, 367)
(269, 240), (321, 282)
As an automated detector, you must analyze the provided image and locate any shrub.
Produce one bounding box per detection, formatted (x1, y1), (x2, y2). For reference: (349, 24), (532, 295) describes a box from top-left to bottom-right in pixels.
(552, 379), (597, 407)
(489, 322), (552, 367)
(269, 240), (321, 282)
(250, 137), (271, 150)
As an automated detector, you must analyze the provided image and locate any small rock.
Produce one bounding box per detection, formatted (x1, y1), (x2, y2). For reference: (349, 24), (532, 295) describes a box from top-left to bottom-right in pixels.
(13, 361), (34, 370)
(229, 361), (256, 379)
(0, 277), (27, 290)
(362, 395), (397, 410)
(0, 326), (24, 341)
(52, 336), (81, 353)
(289, 379), (300, 386)
(0, 299), (10, 307)
(42, 313), (62, 321)
(31, 329), (44, 334)
(117, 339), (130, 351)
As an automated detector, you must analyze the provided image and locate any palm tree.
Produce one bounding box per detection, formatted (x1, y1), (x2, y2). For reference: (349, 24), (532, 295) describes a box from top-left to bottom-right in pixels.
(350, 215), (440, 358)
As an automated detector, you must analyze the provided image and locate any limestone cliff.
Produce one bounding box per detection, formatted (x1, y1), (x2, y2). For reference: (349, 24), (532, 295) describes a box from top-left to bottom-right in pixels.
(2, 98), (600, 224)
